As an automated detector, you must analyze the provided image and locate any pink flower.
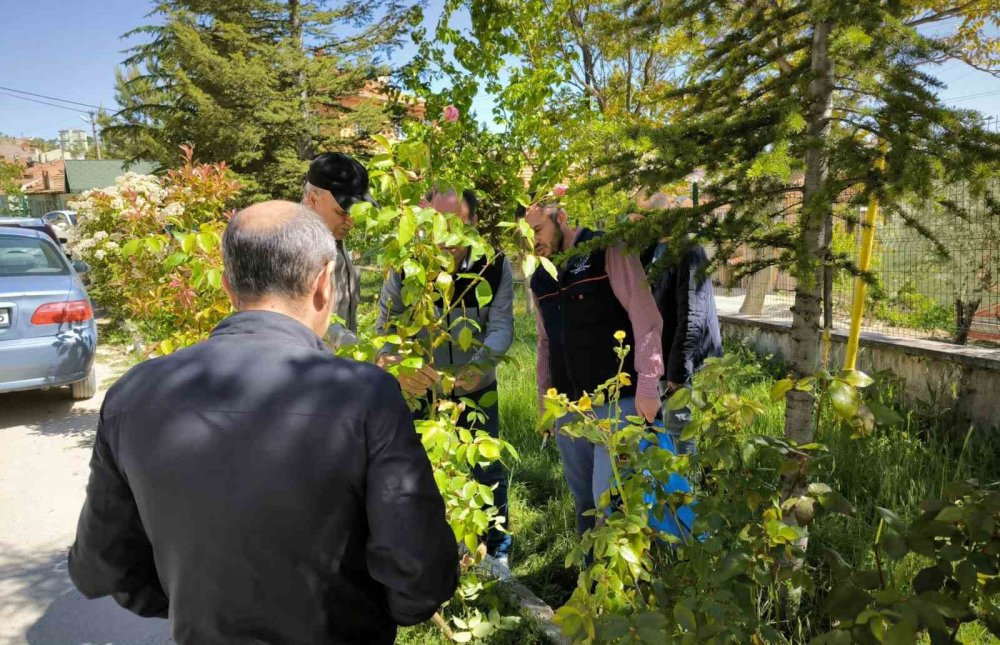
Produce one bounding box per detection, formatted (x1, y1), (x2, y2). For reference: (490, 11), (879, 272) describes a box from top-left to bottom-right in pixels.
(552, 183), (569, 197)
(443, 105), (460, 123)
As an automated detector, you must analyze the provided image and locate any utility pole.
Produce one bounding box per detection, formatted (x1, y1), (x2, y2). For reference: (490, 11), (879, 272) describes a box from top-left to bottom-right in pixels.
(83, 112), (102, 160)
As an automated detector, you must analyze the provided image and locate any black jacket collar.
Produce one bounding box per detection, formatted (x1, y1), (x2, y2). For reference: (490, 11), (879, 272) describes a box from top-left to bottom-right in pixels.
(210, 310), (327, 351)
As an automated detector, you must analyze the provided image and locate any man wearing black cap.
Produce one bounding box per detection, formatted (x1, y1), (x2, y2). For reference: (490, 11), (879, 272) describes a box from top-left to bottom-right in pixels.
(303, 152), (376, 347)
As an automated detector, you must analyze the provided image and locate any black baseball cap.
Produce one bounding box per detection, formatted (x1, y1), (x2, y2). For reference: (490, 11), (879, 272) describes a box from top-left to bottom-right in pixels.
(307, 152), (377, 210)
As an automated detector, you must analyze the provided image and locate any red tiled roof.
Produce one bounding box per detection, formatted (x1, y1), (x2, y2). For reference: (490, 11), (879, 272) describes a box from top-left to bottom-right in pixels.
(22, 160), (66, 194)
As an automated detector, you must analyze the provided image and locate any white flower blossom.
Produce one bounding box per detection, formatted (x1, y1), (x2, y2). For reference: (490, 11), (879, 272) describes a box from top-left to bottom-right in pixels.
(162, 203), (185, 219)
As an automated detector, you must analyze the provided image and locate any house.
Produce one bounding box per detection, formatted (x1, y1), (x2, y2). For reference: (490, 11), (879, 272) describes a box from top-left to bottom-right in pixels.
(17, 159), (157, 216)
(0, 142), (34, 166)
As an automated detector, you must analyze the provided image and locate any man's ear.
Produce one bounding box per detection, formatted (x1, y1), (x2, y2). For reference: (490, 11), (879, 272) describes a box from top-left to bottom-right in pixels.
(557, 209), (569, 227)
(314, 260), (336, 311)
(222, 273), (239, 309)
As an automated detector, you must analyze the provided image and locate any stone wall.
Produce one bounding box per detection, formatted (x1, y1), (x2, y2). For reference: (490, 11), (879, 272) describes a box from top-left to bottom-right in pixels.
(720, 314), (1000, 432)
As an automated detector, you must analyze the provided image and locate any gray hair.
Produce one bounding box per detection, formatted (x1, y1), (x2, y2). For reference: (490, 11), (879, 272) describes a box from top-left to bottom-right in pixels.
(302, 181), (325, 202)
(222, 203), (337, 305)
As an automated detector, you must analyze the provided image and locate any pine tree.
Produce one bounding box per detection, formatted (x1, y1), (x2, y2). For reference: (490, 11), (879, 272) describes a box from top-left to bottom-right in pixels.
(103, 0), (420, 200)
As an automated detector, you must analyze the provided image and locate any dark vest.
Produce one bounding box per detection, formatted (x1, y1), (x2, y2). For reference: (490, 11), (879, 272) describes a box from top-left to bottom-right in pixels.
(530, 229), (637, 400)
(453, 253), (505, 309)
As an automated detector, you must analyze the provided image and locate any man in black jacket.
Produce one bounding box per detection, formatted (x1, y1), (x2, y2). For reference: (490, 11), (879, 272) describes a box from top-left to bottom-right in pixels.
(68, 200), (457, 644)
(630, 212), (723, 454)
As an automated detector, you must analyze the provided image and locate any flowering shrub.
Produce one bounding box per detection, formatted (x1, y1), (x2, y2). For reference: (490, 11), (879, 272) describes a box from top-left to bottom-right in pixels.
(69, 146), (241, 353)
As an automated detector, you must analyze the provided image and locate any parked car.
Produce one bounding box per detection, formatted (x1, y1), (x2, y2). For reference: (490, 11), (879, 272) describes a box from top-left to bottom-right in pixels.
(0, 226), (97, 399)
(41, 210), (78, 244)
(0, 217), (63, 246)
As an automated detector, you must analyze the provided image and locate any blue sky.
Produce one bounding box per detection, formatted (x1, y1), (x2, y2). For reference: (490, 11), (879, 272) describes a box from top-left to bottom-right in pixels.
(1, 0), (998, 140)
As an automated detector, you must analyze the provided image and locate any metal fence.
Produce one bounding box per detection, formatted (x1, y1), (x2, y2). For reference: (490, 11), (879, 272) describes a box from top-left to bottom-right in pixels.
(713, 116), (1000, 347)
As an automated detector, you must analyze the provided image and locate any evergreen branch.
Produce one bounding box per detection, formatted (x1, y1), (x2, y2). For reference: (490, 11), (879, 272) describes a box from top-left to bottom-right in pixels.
(905, 1), (982, 27)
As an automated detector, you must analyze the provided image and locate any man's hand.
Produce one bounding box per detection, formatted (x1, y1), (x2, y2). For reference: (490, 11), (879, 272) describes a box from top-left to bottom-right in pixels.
(398, 365), (440, 396)
(636, 395), (660, 424)
(455, 367), (483, 392)
(377, 354), (440, 397)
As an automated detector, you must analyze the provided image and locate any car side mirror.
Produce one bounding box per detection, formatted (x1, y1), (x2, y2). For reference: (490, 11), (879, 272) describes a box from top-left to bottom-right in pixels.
(72, 260), (90, 274)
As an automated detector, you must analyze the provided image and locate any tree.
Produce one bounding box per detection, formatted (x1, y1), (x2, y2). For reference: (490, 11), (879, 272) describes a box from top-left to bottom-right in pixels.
(404, 0), (689, 226)
(453, 0), (1000, 604)
(0, 159), (28, 216)
(103, 0), (421, 201)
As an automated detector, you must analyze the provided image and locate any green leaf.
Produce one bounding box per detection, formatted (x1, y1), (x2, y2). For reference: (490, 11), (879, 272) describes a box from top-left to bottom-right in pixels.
(883, 617), (918, 645)
(824, 583), (872, 621)
(166, 252), (187, 268)
(475, 280), (492, 308)
(458, 326), (474, 352)
(810, 630), (853, 645)
(478, 438), (501, 461)
(634, 610), (668, 642)
(770, 378), (794, 402)
(206, 268), (222, 290)
(595, 614), (631, 641)
(935, 506), (964, 523)
(667, 387), (691, 411)
(452, 631), (472, 643)
(673, 604), (697, 632)
(398, 211), (416, 246)
(471, 621), (492, 639)
(371, 134), (391, 152)
(816, 489), (856, 516)
(881, 534), (909, 560)
(796, 376), (816, 391)
(838, 369), (874, 388)
(828, 380), (860, 420)
(539, 256), (558, 279)
(196, 231), (215, 252)
(478, 390), (498, 409)
(122, 238), (141, 257)
(876, 507), (906, 532)
(955, 560), (977, 593)
(913, 566), (945, 593)
(868, 400), (904, 427)
(520, 255), (538, 280)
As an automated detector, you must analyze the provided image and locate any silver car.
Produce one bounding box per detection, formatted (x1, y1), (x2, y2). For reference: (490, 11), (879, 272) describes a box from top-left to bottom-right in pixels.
(0, 227), (97, 399)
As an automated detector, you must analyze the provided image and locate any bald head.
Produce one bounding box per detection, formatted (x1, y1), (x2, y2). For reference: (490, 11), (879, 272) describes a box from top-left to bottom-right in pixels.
(222, 200), (337, 308)
(233, 200), (304, 231)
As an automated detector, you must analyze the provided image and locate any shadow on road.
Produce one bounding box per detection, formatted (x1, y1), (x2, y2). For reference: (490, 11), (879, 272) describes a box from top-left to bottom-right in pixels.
(0, 389), (99, 447)
(0, 545), (171, 644)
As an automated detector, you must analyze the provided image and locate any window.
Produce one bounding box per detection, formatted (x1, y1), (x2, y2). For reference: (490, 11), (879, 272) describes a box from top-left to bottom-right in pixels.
(0, 236), (69, 276)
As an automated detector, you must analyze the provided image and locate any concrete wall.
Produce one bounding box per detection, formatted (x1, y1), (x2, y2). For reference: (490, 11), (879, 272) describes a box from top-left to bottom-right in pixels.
(720, 314), (1000, 432)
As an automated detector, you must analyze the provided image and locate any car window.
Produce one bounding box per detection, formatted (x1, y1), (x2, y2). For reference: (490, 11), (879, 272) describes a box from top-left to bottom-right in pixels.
(0, 236), (70, 276)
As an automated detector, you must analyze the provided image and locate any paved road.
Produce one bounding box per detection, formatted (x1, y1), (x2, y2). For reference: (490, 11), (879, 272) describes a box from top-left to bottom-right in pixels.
(0, 348), (171, 645)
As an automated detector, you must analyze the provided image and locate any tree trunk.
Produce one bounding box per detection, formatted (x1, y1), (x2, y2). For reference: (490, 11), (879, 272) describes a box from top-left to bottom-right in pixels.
(780, 22), (834, 611)
(785, 20), (833, 448)
(289, 0), (311, 161)
(739, 247), (773, 315)
(953, 297), (981, 345)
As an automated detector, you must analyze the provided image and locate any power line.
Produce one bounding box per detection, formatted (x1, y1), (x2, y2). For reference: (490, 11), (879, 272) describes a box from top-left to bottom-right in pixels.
(0, 90), (91, 113)
(0, 85), (104, 110)
(941, 89), (1000, 103)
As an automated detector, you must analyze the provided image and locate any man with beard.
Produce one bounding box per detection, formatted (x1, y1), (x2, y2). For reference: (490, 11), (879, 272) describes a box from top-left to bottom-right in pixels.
(524, 202), (663, 536)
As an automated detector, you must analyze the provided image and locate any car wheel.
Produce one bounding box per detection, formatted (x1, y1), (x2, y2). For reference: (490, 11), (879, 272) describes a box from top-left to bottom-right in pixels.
(70, 366), (97, 400)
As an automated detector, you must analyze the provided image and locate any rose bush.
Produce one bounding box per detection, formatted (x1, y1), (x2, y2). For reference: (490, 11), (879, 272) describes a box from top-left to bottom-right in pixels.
(69, 146), (241, 353)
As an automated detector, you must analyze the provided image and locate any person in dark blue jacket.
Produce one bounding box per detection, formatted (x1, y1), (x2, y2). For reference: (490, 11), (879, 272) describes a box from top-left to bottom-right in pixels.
(633, 214), (723, 453)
